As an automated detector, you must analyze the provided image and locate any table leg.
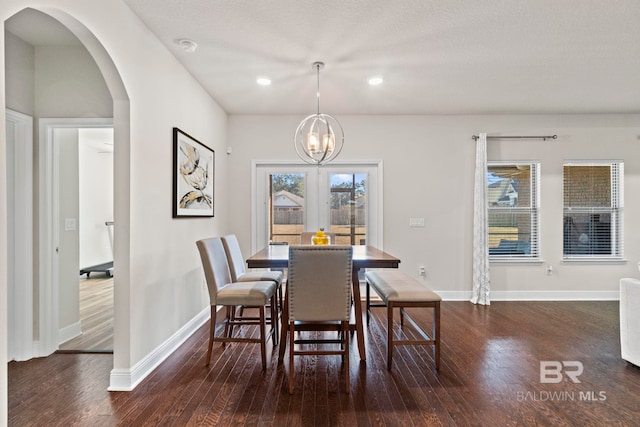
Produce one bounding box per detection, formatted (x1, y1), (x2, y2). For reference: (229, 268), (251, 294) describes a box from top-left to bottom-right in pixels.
(352, 268), (366, 361)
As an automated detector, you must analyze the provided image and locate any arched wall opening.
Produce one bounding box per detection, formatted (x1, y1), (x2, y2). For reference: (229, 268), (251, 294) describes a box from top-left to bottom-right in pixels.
(3, 5), (131, 385)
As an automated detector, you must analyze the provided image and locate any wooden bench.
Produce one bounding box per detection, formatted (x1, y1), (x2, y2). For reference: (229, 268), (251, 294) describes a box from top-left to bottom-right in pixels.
(365, 270), (441, 370)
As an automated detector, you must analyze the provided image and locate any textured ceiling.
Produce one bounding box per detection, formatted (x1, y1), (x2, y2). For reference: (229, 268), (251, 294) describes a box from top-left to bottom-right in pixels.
(120, 0), (640, 115)
(8, 1), (640, 115)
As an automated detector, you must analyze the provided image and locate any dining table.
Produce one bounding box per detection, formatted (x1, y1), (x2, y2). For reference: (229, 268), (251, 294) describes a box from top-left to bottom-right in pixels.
(246, 244), (401, 362)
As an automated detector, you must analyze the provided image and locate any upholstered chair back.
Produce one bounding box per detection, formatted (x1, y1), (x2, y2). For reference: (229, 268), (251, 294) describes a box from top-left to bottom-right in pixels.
(288, 245), (352, 322)
(196, 237), (233, 306)
(221, 234), (247, 281)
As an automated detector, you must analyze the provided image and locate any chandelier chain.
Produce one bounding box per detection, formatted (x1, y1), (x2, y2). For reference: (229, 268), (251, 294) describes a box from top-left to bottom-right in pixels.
(316, 62), (321, 115)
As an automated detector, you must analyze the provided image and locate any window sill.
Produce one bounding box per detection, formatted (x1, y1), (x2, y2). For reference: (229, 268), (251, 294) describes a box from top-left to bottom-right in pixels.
(562, 258), (627, 265)
(490, 258), (543, 265)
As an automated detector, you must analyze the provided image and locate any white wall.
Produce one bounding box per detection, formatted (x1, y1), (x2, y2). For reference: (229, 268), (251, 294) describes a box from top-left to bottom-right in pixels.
(228, 114), (640, 299)
(78, 128), (114, 269)
(4, 31), (34, 116)
(1, 0), (229, 411)
(34, 45), (112, 118)
(0, 26), (8, 423)
(56, 128), (80, 332)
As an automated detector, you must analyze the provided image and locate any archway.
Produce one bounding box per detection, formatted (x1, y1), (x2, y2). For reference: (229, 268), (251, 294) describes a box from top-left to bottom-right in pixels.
(3, 6), (131, 387)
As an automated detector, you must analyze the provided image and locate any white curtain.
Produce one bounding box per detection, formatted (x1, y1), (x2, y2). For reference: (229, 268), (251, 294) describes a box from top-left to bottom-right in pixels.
(471, 133), (490, 305)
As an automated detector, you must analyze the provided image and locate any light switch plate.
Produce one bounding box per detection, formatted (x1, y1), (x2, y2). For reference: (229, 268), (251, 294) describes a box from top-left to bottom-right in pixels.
(409, 217), (425, 227)
(64, 218), (76, 231)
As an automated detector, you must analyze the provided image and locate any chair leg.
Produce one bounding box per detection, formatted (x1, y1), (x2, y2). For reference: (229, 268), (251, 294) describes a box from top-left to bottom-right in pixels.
(366, 281), (371, 325)
(343, 320), (350, 394)
(278, 292), (289, 363)
(259, 307), (267, 370)
(434, 302), (441, 371)
(223, 306), (233, 347)
(270, 295), (279, 346)
(387, 303), (394, 370)
(206, 305), (217, 366)
(277, 284), (284, 312)
(288, 321), (295, 394)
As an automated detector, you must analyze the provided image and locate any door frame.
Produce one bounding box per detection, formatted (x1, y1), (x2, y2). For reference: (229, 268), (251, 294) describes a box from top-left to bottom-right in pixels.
(6, 109), (34, 361)
(38, 117), (113, 356)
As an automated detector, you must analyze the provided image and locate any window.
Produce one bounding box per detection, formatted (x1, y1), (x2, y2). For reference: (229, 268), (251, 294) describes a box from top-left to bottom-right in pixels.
(330, 173), (367, 245)
(487, 162), (540, 260)
(270, 173), (305, 244)
(563, 162), (624, 259)
(254, 162), (381, 251)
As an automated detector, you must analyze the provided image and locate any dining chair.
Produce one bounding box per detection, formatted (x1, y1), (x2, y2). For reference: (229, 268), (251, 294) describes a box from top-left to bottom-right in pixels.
(196, 237), (278, 370)
(222, 234), (284, 310)
(285, 245), (353, 394)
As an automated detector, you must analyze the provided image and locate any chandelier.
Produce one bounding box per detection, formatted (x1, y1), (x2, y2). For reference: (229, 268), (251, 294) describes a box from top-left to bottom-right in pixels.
(294, 62), (344, 165)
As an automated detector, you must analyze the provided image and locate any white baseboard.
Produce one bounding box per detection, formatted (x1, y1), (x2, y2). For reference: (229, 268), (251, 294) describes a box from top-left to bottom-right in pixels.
(58, 321), (82, 345)
(436, 290), (620, 301)
(108, 307), (210, 391)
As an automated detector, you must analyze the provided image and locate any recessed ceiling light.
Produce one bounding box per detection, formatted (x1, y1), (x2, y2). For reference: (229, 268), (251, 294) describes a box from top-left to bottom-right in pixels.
(177, 39), (198, 53)
(256, 77), (272, 86)
(368, 76), (384, 86)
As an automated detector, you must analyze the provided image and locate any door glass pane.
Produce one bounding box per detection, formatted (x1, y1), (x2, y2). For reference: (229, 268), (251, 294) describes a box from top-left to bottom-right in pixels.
(330, 173), (366, 245)
(270, 173), (305, 244)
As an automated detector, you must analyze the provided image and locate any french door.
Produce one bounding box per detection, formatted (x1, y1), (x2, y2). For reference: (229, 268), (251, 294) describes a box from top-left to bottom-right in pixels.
(252, 161), (382, 252)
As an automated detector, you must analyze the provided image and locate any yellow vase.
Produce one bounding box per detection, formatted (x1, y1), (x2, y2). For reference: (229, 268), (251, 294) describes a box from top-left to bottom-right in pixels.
(312, 229), (329, 245)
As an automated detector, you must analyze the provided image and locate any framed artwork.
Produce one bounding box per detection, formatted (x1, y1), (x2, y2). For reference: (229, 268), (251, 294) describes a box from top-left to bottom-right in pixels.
(173, 127), (215, 218)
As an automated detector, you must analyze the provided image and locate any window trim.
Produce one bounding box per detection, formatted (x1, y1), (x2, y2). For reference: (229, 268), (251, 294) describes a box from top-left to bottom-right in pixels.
(487, 160), (541, 262)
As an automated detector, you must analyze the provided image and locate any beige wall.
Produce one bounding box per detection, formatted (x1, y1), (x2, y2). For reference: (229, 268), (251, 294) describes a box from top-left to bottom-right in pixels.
(228, 114), (640, 299)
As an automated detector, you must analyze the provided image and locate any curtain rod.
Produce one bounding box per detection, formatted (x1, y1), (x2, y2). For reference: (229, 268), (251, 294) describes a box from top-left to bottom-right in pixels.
(472, 134), (557, 141)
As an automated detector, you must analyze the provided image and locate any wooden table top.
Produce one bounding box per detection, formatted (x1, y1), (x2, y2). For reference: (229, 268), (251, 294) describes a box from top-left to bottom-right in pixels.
(246, 244), (401, 270)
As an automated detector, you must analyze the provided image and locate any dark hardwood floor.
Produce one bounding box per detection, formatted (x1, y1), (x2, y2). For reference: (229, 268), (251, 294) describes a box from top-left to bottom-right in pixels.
(8, 301), (640, 426)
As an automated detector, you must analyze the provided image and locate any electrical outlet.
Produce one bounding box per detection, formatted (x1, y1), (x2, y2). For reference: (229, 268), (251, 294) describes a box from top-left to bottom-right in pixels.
(419, 266), (426, 277)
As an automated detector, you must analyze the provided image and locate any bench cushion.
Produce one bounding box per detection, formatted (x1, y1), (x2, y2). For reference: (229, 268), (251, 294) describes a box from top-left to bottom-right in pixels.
(366, 271), (441, 303)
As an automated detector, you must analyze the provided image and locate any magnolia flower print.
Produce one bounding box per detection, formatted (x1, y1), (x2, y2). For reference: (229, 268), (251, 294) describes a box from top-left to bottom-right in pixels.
(179, 142), (212, 209)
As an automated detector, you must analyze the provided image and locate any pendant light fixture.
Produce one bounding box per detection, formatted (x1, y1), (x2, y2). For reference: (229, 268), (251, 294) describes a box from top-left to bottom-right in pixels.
(294, 62), (344, 165)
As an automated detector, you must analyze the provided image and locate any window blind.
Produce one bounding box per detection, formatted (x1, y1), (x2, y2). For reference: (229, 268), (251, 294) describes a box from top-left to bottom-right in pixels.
(563, 162), (624, 259)
(487, 162), (540, 260)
